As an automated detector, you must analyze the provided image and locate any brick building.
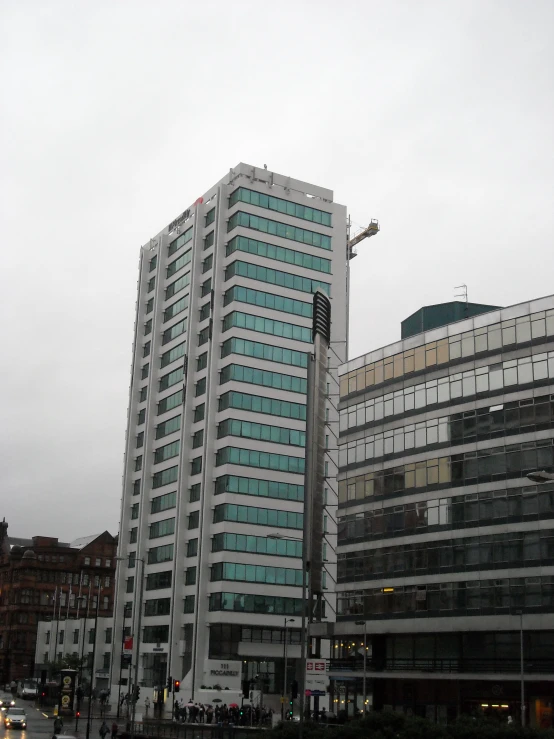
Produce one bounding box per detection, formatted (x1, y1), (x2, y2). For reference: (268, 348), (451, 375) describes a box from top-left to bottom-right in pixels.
(0, 526), (117, 684)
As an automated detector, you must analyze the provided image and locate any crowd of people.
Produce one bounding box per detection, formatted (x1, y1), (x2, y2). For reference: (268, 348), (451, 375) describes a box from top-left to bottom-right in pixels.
(172, 700), (274, 726)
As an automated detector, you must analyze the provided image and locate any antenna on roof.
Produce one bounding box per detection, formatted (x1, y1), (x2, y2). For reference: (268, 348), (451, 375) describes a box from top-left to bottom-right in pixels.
(454, 284), (468, 303)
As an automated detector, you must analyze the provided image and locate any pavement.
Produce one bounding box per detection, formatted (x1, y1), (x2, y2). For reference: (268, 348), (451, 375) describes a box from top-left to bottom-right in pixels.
(0, 690), (125, 738)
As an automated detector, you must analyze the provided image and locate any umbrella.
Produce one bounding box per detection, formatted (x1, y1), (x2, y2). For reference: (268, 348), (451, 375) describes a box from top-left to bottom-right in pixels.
(229, 703), (239, 708)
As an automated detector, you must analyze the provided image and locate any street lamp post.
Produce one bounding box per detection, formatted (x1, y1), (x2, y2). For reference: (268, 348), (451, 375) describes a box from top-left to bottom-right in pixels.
(516, 610), (525, 727)
(282, 618), (295, 720)
(355, 620), (367, 715)
(116, 556), (145, 739)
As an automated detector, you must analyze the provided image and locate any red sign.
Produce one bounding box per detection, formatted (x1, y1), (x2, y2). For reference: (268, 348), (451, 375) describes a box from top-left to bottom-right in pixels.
(306, 661), (326, 672)
(123, 636), (133, 652)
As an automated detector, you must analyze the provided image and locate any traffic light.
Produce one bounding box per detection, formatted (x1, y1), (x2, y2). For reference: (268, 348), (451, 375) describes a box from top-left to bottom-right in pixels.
(291, 680), (298, 700)
(76, 711), (80, 719)
(134, 686), (140, 701)
(174, 680), (180, 693)
(167, 675), (173, 690)
(289, 697), (293, 719)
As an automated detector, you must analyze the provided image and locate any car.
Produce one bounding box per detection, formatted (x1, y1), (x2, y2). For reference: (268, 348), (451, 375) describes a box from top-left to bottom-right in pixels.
(4, 706), (27, 728)
(20, 682), (38, 700)
(0, 698), (16, 712)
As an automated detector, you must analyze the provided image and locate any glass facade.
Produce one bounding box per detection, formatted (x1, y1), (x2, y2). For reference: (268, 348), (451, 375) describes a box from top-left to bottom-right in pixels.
(152, 465), (178, 489)
(226, 235), (331, 274)
(149, 517), (175, 539)
(167, 248), (192, 278)
(221, 337), (307, 369)
(158, 389), (183, 415)
(225, 259), (330, 296)
(211, 562), (303, 586)
(217, 418), (305, 447)
(223, 310), (312, 343)
(162, 318), (187, 346)
(229, 187), (332, 227)
(150, 491), (176, 514)
(164, 294), (189, 322)
(224, 285), (312, 318)
(215, 446), (305, 474)
(154, 439), (180, 464)
(212, 532), (302, 558)
(213, 503), (303, 529)
(155, 414), (181, 439)
(159, 367), (184, 391)
(166, 271), (191, 300)
(147, 545), (174, 565)
(215, 474), (303, 501)
(219, 390), (306, 421)
(228, 211), (331, 250)
(220, 363), (307, 394)
(168, 226), (193, 257)
(209, 592), (302, 616)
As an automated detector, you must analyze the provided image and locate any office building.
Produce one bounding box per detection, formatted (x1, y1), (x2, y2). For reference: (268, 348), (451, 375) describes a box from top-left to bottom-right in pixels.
(331, 296), (554, 728)
(0, 528), (116, 684)
(111, 164), (347, 707)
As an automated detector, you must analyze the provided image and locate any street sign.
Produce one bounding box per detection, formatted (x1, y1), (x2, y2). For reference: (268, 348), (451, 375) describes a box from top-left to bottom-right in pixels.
(311, 690), (326, 697)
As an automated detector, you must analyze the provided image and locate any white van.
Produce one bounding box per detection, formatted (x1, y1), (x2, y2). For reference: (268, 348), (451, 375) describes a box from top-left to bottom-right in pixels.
(18, 681), (38, 700)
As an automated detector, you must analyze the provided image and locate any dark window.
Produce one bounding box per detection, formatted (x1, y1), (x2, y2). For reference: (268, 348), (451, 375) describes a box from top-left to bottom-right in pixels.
(192, 430), (204, 449)
(201, 278), (212, 297)
(194, 403), (205, 422)
(133, 479), (141, 496)
(190, 484), (201, 502)
(187, 539), (198, 557)
(191, 457), (202, 475)
(205, 208), (215, 227)
(185, 567), (197, 585)
(149, 254), (157, 272)
(203, 254), (213, 273)
(143, 342), (151, 358)
(204, 231), (215, 249)
(199, 302), (211, 321)
(197, 353), (208, 371)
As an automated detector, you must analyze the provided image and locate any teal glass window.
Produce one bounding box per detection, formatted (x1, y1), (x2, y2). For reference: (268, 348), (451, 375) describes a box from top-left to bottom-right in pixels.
(195, 377), (206, 397)
(215, 447), (305, 475)
(213, 503), (302, 529)
(192, 429), (204, 448)
(152, 465), (178, 489)
(147, 545), (174, 566)
(187, 539), (198, 557)
(162, 318), (187, 345)
(159, 366), (184, 391)
(224, 286), (312, 318)
(133, 479), (140, 496)
(203, 254), (213, 273)
(194, 403), (205, 422)
(149, 254), (157, 272)
(145, 571), (172, 590)
(220, 364), (307, 394)
(215, 475), (303, 502)
(228, 211), (331, 250)
(144, 596), (171, 614)
(212, 532), (302, 557)
(225, 260), (330, 296)
(151, 491), (176, 514)
(219, 390), (306, 421)
(155, 415), (181, 439)
(143, 341), (151, 358)
(184, 595), (195, 613)
(221, 337), (307, 369)
(211, 561), (302, 586)
(229, 187), (332, 227)
(146, 298), (153, 314)
(141, 364), (149, 380)
(227, 236), (331, 274)
(188, 510), (199, 529)
(154, 440), (180, 464)
(204, 231), (215, 250)
(217, 418), (305, 447)
(199, 302), (211, 321)
(135, 456), (142, 471)
(189, 483), (201, 502)
(209, 592), (302, 616)
(205, 208), (215, 226)
(222, 311), (311, 343)
(168, 226), (193, 257)
(164, 294), (189, 323)
(167, 248), (192, 278)
(197, 352), (208, 371)
(149, 517), (175, 539)
(165, 271), (191, 300)
(147, 277), (155, 293)
(131, 503), (139, 519)
(191, 456), (202, 475)
(201, 278), (212, 297)
(144, 319), (152, 336)
(185, 567), (197, 585)
(198, 326), (210, 346)
(139, 387), (147, 403)
(158, 389), (183, 415)
(136, 432), (144, 448)
(161, 341), (186, 369)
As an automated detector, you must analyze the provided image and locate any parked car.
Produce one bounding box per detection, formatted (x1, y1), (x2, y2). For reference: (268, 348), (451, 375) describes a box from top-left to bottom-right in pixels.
(4, 706), (27, 729)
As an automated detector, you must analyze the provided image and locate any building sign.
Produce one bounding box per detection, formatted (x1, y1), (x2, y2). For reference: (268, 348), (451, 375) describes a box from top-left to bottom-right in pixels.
(203, 660), (241, 691)
(168, 209), (191, 234)
(305, 660), (328, 695)
(123, 636), (133, 653)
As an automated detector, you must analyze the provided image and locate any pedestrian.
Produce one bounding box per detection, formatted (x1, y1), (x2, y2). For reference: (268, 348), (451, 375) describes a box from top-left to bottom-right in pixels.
(99, 720), (109, 738)
(111, 721), (119, 737)
(144, 696), (150, 717)
(53, 715), (63, 734)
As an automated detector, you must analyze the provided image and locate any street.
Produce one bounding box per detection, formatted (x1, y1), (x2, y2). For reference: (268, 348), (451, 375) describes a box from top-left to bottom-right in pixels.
(0, 690), (123, 738)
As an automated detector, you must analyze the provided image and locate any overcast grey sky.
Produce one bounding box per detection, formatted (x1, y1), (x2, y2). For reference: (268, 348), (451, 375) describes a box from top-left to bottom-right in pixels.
(1, 0), (552, 540)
